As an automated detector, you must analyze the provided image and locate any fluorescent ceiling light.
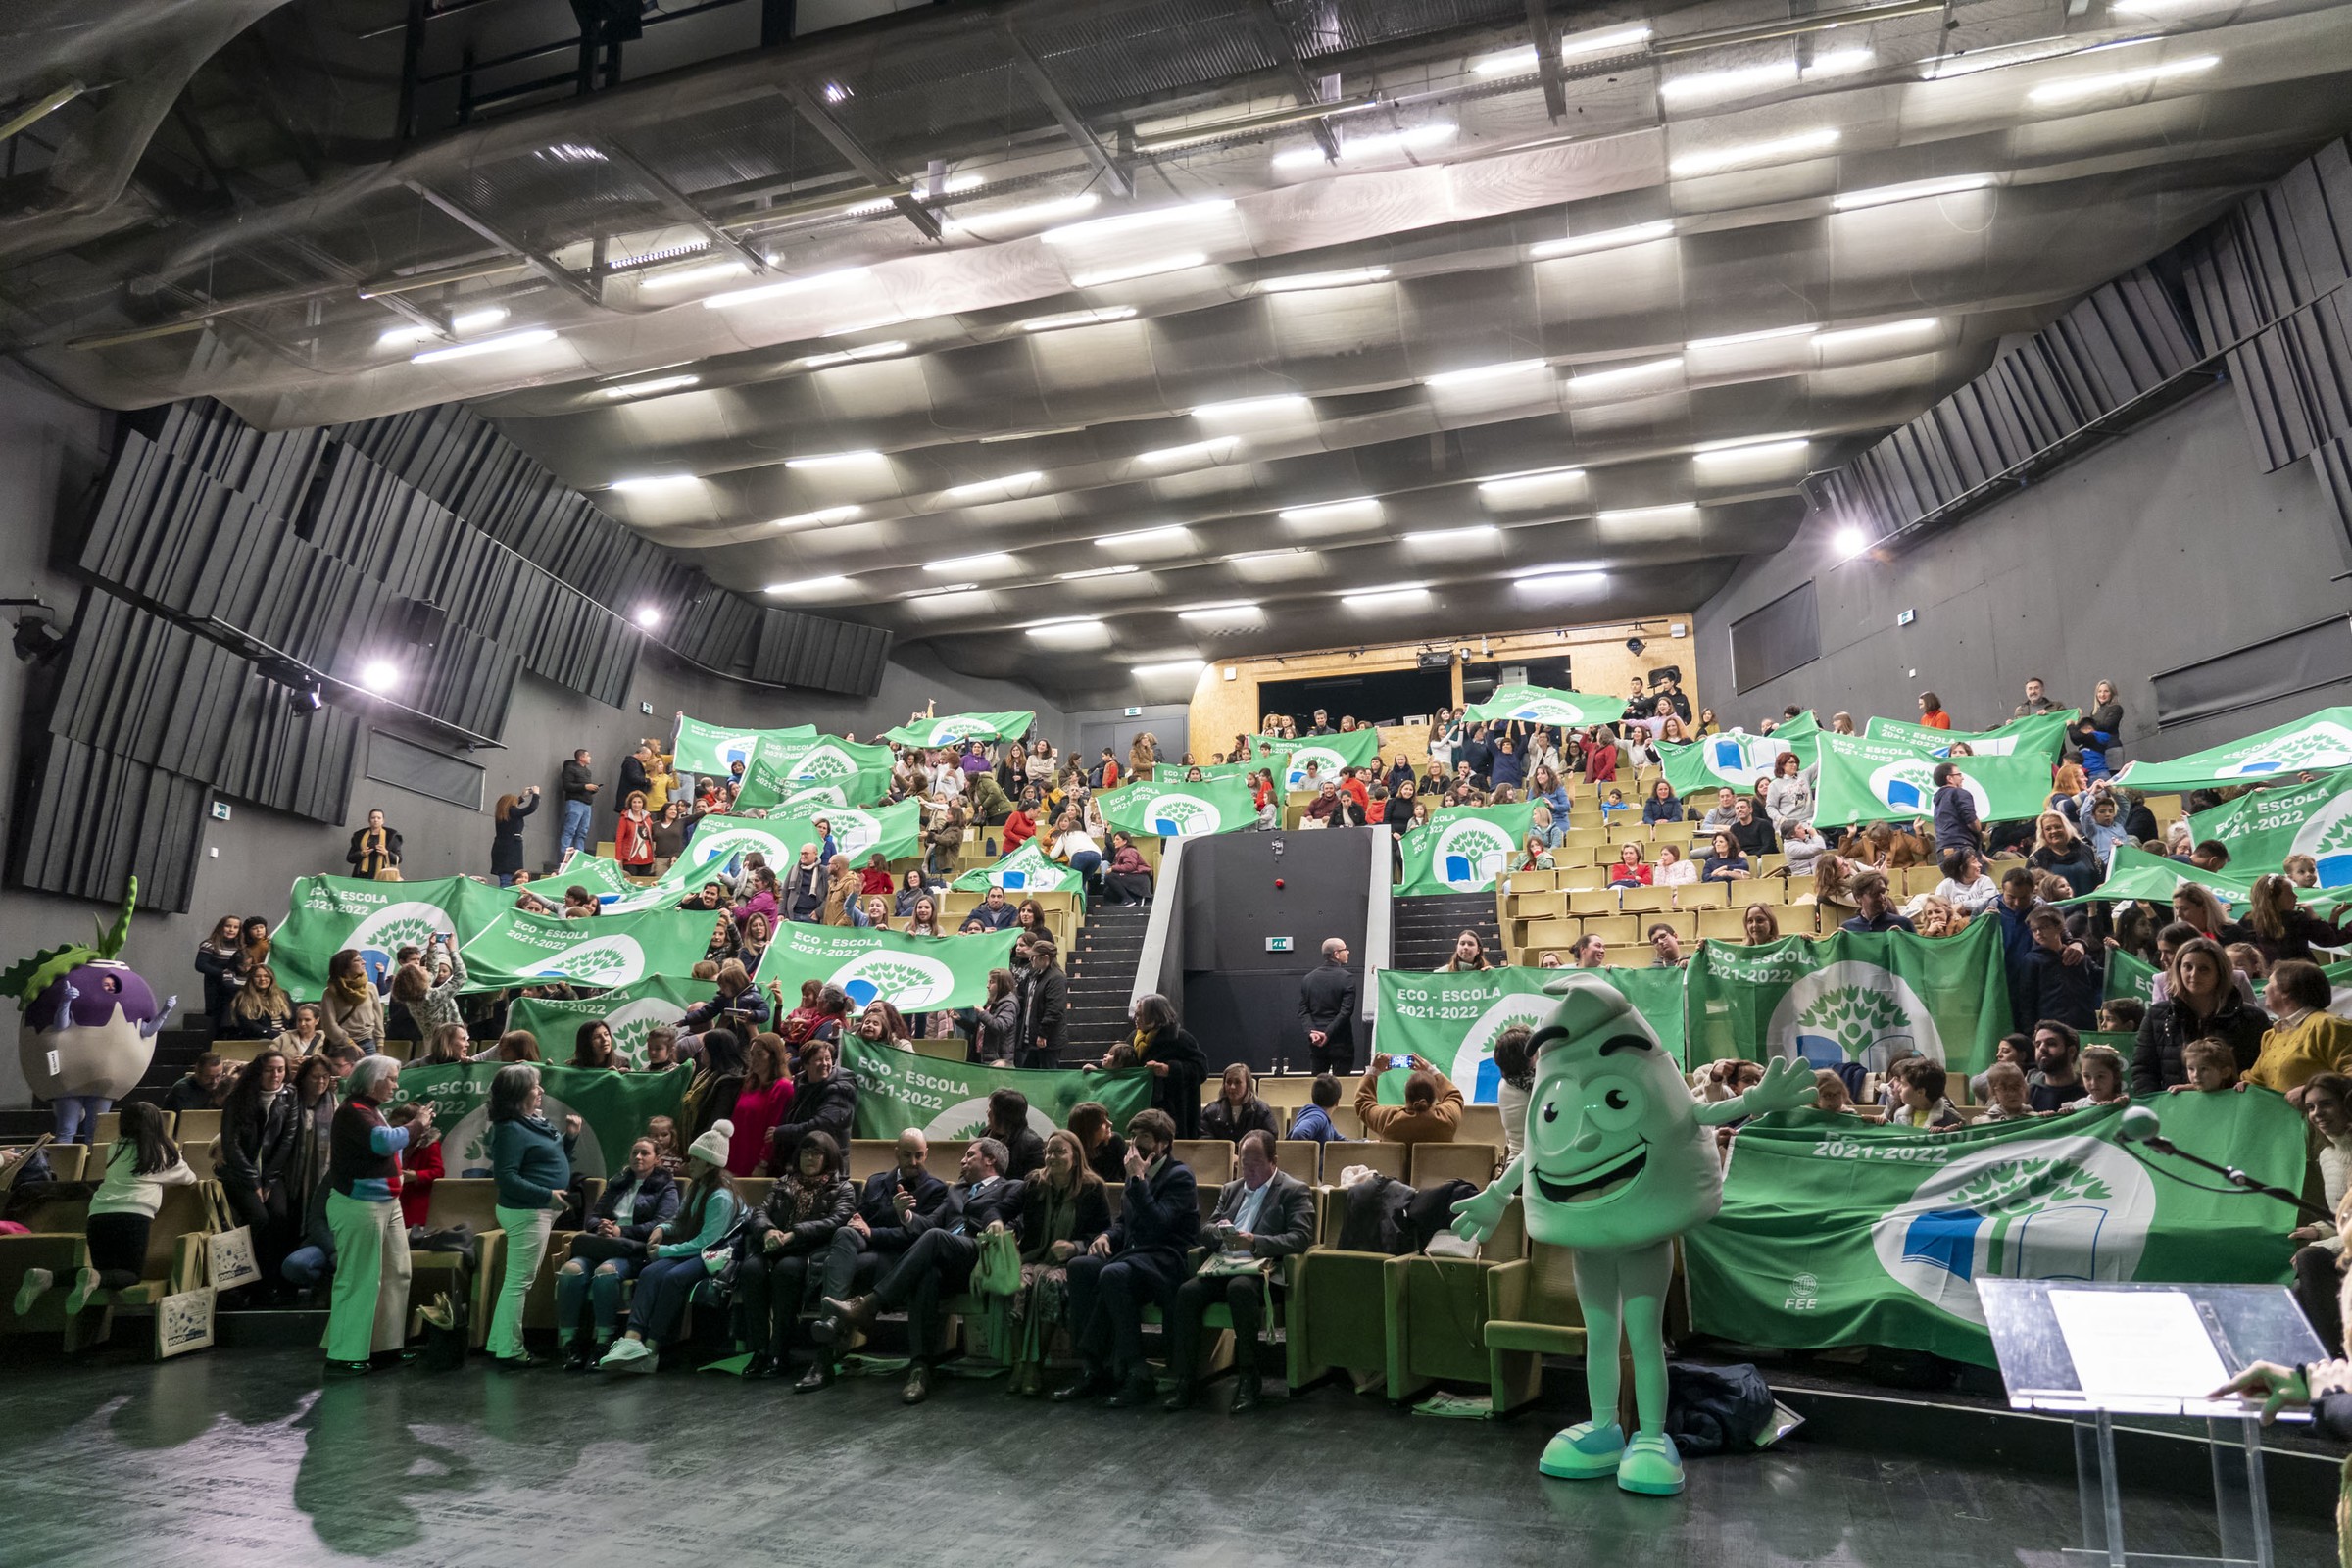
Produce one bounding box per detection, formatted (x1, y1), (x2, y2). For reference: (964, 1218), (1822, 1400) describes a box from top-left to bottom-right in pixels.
(1814, 318), (1940, 349)
(1222, 550), (1299, 563)
(1131, 659), (1205, 678)
(1670, 127), (1838, 179)
(1421, 358), (1550, 389)
(1403, 525), (1499, 545)
(1025, 617), (1103, 636)
(1177, 601), (1260, 620)
(1597, 504), (1699, 525)
(1517, 569), (1607, 591)
(1694, 437), (1809, 464)
(1070, 253), (1206, 288)
(2027, 55), (2218, 104)
(817, 318), (907, 338)
(1057, 565), (1141, 580)
(1921, 37), (2095, 80)
(1256, 267), (1393, 293)
(411, 328), (557, 364)
(771, 505), (860, 529)
(539, 143), (606, 164)
(1279, 498), (1383, 523)
(1527, 220), (1675, 259)
(926, 553), (1014, 573)
(980, 426), (1086, 442)
(1659, 48), (1872, 104)
(1272, 122), (1455, 170)
(639, 261), (749, 292)
(902, 583), (980, 599)
(600, 374), (702, 399)
(1096, 525), (1193, 549)
(1136, 438), (1240, 466)
(847, 172), (983, 217)
(1516, 561), (1606, 581)
(941, 471), (1042, 499)
(1473, 23), (1650, 75)
(1687, 324), (1818, 351)
(1341, 584), (1431, 610)
(1567, 356), (1684, 392)
(799, 340), (910, 369)
(1477, 466), (1586, 493)
(609, 474), (701, 493)
(1833, 173), (1994, 211)
(785, 450), (882, 468)
(2110, 0), (2225, 12)
(701, 266), (871, 310)
(1192, 394), (1312, 418)
(766, 575), (852, 595)
(1695, 430), (1812, 453)
(944, 193), (1102, 233)
(1019, 306), (1139, 333)
(1042, 199), (1234, 245)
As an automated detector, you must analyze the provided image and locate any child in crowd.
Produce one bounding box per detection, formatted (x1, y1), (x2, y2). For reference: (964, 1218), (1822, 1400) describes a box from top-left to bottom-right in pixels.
(2181, 1037), (2241, 1093)
(2097, 999), (2146, 1036)
(2065, 1045), (2131, 1110)
(645, 1115), (686, 1177)
(1599, 789), (1633, 824)
(1891, 1059), (1964, 1130)
(1970, 1033), (2032, 1102)
(1287, 1074), (1347, 1143)
(1979, 1062), (2037, 1122)
(14, 1103), (194, 1317)
(2226, 942), (2269, 984)
(1811, 1070), (1858, 1116)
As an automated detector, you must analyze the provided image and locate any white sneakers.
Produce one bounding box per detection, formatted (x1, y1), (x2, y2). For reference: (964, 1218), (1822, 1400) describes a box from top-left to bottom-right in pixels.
(13, 1267), (51, 1316)
(598, 1338), (657, 1374)
(64, 1267), (101, 1315)
(12, 1265), (102, 1316)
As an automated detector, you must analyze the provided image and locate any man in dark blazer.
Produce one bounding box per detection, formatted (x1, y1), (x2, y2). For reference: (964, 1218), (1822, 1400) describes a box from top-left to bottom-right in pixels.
(1162, 1129), (1315, 1412)
(969, 886), (1020, 931)
(1054, 1108), (1200, 1406)
(805, 1129), (950, 1391)
(816, 1137), (1025, 1405)
(1298, 937), (1358, 1075)
(1015, 935), (1068, 1069)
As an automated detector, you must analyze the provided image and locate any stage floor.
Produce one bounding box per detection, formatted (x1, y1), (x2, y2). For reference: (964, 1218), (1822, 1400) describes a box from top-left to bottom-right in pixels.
(0, 1348), (2335, 1566)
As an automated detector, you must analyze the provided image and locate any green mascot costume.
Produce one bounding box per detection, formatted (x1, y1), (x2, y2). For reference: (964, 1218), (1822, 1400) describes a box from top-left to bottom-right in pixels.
(1450, 973), (1816, 1495)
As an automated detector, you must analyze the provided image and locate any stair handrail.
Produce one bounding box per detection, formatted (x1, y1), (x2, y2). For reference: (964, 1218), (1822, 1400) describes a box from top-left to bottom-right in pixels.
(1361, 823), (1392, 1049)
(1129, 831), (1189, 1015)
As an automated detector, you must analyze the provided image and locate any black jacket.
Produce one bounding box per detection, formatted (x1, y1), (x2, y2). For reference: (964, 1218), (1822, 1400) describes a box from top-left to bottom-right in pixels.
(220, 1087), (297, 1191)
(1730, 815), (1780, 857)
(747, 1173), (857, 1253)
(1200, 1097), (1280, 1145)
(490, 794), (538, 876)
(995, 1126), (1047, 1183)
(768, 1069), (858, 1171)
(1298, 960), (1357, 1048)
(1108, 1158), (1200, 1259)
(2030, 841), (2103, 899)
(1085, 1134), (1129, 1186)
(561, 759), (596, 804)
(907, 1175), (1028, 1241)
(345, 826), (403, 873)
(618, 755), (653, 806)
(195, 943), (241, 1021)
(1018, 1178), (1112, 1264)
(1140, 1025), (1209, 1139)
(589, 1165), (680, 1239)
(1016, 962), (1068, 1064)
(851, 1166), (950, 1249)
(2132, 992), (2270, 1097)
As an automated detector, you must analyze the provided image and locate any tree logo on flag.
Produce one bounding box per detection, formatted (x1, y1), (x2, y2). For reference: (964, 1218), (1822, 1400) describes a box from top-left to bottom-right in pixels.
(1870, 1135), (2152, 1325)
(1867, 760), (1983, 819)
(828, 951), (956, 1009)
(2291, 792), (2352, 886)
(923, 1096), (1057, 1140)
(927, 718), (984, 745)
(606, 997), (688, 1069)
(779, 783), (849, 810)
(1141, 794), (1220, 837)
(2221, 721), (2352, 777)
(1770, 961), (1942, 1070)
(1702, 733), (1788, 788)
(447, 1087), (609, 1179)
(350, 902), (458, 987)
(534, 934), (647, 987)
(795, 744), (860, 781)
(829, 809), (884, 861)
(1285, 746), (1348, 788)
(686, 824), (789, 869)
(1448, 992), (1560, 1102)
(1505, 696), (1594, 725)
(710, 734), (760, 768)
(1432, 818), (1514, 892)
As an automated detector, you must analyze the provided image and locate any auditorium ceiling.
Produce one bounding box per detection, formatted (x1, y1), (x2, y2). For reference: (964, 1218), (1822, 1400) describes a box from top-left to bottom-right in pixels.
(4, 0), (2351, 700)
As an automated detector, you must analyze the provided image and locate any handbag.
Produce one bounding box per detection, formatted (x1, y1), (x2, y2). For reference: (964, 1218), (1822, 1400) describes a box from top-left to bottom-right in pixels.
(154, 1284), (217, 1360)
(568, 1231), (647, 1264)
(200, 1183), (262, 1294)
(373, 867), (404, 882)
(970, 1223), (1020, 1297)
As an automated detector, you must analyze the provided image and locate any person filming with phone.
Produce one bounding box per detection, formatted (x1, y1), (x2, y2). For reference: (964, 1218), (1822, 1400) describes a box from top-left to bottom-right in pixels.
(1354, 1053), (1463, 1144)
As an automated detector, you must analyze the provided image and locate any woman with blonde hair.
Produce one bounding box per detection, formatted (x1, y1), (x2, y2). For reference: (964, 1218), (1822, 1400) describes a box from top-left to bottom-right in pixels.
(1007, 1128), (1110, 1395)
(2246, 871), (2351, 964)
(225, 962), (294, 1040)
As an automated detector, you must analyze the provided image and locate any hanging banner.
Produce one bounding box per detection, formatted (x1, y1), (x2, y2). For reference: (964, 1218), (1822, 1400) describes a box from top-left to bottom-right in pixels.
(1811, 732), (2053, 830)
(951, 842), (1084, 895)
(2185, 767), (2352, 885)
(1253, 729), (1380, 796)
(880, 710), (1035, 748)
(735, 736), (896, 811)
(459, 904), (716, 991)
(1095, 776), (1260, 839)
(1863, 710), (2075, 763)
(2103, 950), (2157, 1006)
(671, 716), (815, 778)
(1681, 919), (2010, 1074)
(838, 1038), (1153, 1140)
(1684, 1091), (2304, 1367)
(1374, 965), (1688, 1100)
(398, 1060), (688, 1180)
(754, 923), (1017, 1012)
(504, 975), (705, 1069)
(1458, 685), (1629, 728)
(2119, 707), (2352, 792)
(1396, 802), (1538, 896)
(270, 875), (511, 997)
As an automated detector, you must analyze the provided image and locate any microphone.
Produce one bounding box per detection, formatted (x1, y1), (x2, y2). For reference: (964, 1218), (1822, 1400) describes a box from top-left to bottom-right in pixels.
(2116, 1103), (2174, 1152)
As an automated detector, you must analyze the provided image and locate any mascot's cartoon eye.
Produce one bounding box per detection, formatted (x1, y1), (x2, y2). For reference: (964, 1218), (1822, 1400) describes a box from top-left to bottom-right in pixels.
(1542, 1102), (1558, 1123)
(1590, 1083), (1642, 1132)
(1605, 1089), (1629, 1110)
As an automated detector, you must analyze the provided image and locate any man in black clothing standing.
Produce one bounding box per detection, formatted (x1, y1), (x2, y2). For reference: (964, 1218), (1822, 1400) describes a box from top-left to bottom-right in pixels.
(558, 748), (599, 860)
(1015, 935), (1067, 1069)
(1054, 1109), (1200, 1407)
(1298, 937), (1358, 1074)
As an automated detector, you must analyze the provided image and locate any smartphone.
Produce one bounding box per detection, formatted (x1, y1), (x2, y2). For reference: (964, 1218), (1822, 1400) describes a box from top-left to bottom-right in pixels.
(1390, 1054), (1411, 1069)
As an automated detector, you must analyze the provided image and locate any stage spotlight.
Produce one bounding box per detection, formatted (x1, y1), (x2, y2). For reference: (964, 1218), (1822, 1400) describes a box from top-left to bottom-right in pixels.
(360, 660), (400, 693)
(1626, 637), (1645, 656)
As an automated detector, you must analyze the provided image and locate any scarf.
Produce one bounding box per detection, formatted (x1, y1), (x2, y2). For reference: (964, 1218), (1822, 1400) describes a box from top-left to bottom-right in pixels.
(328, 971), (374, 1008)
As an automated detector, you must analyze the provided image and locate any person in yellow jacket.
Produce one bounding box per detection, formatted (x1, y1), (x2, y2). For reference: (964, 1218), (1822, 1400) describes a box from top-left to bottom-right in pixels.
(2247, 960), (2352, 1094)
(641, 743), (675, 814)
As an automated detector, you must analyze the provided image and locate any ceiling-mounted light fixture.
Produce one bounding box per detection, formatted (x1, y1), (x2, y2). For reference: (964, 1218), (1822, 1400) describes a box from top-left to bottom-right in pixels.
(765, 575), (854, 595)
(1070, 253), (1207, 288)
(609, 474), (702, 493)
(702, 266), (872, 310)
(2027, 54), (2218, 105)
(1018, 306), (1139, 333)
(1814, 318), (1940, 349)
(771, 505), (860, 529)
(1669, 127), (1838, 178)
(1042, 200), (1235, 246)
(784, 450), (883, 468)
(600, 374), (702, 399)
(940, 471), (1043, 500)
(1833, 173), (1995, 211)
(1191, 394), (1312, 419)
(1421, 359), (1550, 389)
(1271, 122), (1455, 170)
(1056, 565), (1142, 580)
(1527, 220), (1675, 260)
(1566, 356), (1684, 392)
(410, 327), (557, 364)
(1254, 267), (1393, 293)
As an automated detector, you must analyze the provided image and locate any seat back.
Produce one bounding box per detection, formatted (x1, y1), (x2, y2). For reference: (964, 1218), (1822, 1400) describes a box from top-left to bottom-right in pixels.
(1334, 1142), (1406, 1181)
(423, 1178), (504, 1235)
(1274, 1139), (1320, 1184)
(1409, 1141), (1499, 1190)
(1173, 1140), (1233, 1191)
(174, 1109), (222, 1147)
(1456, 1103), (1504, 1148)
(146, 1183), (209, 1280)
(847, 1139), (898, 1180)
(1525, 1241), (1586, 1323)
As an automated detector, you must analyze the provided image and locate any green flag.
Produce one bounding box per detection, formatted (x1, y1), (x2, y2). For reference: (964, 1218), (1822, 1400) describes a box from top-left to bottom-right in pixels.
(1397, 803), (1536, 895)
(880, 710), (1034, 748)
(661, 813), (820, 888)
(1255, 730), (1379, 796)
(839, 1038), (1152, 1139)
(397, 1060), (688, 1180)
(1864, 710), (2074, 764)
(1659, 726), (1812, 803)
(549, 854), (680, 914)
(2186, 766), (2352, 884)
(736, 735), (895, 811)
(1096, 777), (1259, 839)
(759, 799), (924, 868)
(1375, 965), (1688, 1097)
(2120, 706), (2352, 792)
(505, 975), (704, 1069)
(1195, 756), (1283, 785)
(459, 905), (716, 991)
(1682, 919), (2010, 1074)
(1459, 685), (1629, 727)
(1811, 731), (2052, 831)
(271, 875), (510, 997)
(1685, 1091), (2304, 1366)
(951, 842), (1085, 895)
(2065, 843), (2256, 907)
(2103, 949), (2157, 1006)
(754, 923), (1017, 1012)
(671, 715), (814, 777)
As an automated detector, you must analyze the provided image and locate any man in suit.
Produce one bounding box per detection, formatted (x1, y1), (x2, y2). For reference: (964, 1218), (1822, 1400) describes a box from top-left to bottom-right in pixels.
(815, 1137), (1025, 1405)
(1298, 937), (1358, 1075)
(803, 1130), (950, 1390)
(1162, 1130), (1315, 1413)
(1054, 1108), (1201, 1407)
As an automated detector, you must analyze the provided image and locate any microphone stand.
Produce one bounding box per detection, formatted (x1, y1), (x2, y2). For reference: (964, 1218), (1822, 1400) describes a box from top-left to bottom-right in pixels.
(2124, 1127), (2334, 1224)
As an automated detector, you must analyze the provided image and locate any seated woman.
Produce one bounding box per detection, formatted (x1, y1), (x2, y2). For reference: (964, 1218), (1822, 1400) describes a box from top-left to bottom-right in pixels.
(894, 870), (931, 918)
(1444, 930), (1494, 972)
(222, 962), (294, 1040)
(1200, 1063), (1279, 1143)
(1102, 833), (1153, 906)
(1653, 843), (1696, 888)
(767, 1035), (858, 1173)
(417, 1022), (472, 1066)
(1066, 1101), (1128, 1186)
(737, 1131), (856, 1381)
(1515, 832), (1554, 872)
(1702, 830), (1750, 883)
(853, 896), (893, 931)
(1007, 1129), (1111, 1396)
(1607, 843), (1650, 888)
(13, 1102), (195, 1319)
(596, 1121), (742, 1374)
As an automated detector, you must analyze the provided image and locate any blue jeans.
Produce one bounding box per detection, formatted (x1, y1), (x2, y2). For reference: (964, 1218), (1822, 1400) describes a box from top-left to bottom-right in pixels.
(284, 1245), (332, 1288)
(1068, 850), (1102, 895)
(559, 799), (594, 858)
(52, 1096), (112, 1145)
(555, 1252), (641, 1339)
(630, 1255), (707, 1344)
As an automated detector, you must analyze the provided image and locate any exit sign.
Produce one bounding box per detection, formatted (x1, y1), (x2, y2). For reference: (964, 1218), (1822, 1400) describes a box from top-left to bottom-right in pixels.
(1123, 706), (1143, 716)
(1265, 936), (1293, 953)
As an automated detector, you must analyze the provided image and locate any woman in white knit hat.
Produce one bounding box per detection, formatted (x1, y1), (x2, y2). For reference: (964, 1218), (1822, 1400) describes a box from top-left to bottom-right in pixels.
(596, 1119), (741, 1373)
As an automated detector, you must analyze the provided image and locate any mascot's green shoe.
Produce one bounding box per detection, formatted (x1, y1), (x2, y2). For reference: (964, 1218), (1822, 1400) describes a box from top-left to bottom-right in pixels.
(1615, 1432), (1686, 1495)
(1538, 1420), (1626, 1480)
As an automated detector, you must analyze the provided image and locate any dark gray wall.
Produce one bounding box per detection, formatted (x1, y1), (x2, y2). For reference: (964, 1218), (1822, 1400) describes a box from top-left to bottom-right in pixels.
(1066, 701), (1191, 777)
(1693, 385), (2352, 760)
(1177, 827), (1371, 1076)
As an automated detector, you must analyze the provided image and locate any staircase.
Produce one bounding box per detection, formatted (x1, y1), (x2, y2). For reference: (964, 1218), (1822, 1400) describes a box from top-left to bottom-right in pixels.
(1391, 892), (1505, 973)
(1065, 902), (1152, 1060)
